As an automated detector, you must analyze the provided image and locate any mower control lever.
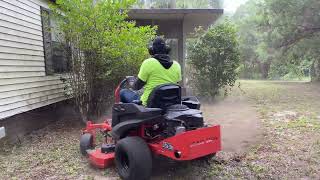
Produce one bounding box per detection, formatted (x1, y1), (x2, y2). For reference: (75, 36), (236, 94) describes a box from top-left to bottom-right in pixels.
(126, 76), (136, 87)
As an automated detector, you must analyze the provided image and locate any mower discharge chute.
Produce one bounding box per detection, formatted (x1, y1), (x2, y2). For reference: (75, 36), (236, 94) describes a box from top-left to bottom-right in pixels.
(80, 77), (221, 180)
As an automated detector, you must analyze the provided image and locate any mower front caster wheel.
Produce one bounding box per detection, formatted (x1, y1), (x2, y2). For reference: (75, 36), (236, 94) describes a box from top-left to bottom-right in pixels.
(80, 133), (94, 156)
(115, 136), (152, 180)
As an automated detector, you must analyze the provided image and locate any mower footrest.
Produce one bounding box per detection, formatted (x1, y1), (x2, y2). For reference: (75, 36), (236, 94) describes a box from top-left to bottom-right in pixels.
(88, 149), (115, 169)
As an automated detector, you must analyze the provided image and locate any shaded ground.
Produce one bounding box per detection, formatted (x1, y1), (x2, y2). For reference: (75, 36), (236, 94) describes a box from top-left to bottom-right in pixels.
(1, 80), (320, 179)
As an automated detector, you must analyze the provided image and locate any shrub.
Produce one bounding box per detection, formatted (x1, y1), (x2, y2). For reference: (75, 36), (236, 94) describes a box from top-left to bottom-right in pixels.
(188, 21), (240, 99)
(50, 0), (156, 122)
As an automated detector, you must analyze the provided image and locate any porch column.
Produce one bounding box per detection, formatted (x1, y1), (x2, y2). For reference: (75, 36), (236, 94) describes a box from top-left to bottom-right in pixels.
(178, 19), (186, 87)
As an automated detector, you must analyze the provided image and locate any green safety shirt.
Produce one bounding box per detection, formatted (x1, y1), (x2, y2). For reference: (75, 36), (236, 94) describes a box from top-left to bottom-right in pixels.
(138, 58), (182, 106)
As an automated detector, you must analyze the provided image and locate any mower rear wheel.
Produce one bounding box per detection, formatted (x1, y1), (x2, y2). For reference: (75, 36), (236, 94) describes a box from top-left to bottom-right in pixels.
(115, 136), (152, 180)
(198, 153), (217, 165)
(80, 133), (94, 156)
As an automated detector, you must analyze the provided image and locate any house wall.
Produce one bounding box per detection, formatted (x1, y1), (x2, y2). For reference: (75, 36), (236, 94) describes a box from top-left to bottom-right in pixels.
(0, 0), (65, 120)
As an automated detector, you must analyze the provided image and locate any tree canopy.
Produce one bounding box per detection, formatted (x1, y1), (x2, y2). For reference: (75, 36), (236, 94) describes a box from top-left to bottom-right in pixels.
(233, 0), (320, 81)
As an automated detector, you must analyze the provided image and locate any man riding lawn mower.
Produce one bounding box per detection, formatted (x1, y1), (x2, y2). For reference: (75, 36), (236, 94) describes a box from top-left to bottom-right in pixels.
(80, 37), (221, 180)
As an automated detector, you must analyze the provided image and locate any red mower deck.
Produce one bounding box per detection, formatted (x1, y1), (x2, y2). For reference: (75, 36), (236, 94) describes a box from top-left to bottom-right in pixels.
(83, 120), (221, 168)
(88, 149), (115, 169)
(148, 125), (221, 160)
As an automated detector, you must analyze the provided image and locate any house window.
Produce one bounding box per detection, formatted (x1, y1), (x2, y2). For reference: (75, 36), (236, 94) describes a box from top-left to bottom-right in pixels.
(41, 7), (70, 75)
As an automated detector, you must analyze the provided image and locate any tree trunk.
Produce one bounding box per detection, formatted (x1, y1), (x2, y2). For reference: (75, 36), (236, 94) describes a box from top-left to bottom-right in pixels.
(258, 61), (270, 79)
(311, 59), (320, 82)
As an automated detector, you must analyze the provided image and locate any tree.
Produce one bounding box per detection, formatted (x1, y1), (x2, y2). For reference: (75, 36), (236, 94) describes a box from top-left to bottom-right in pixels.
(50, 0), (156, 122)
(233, 0), (320, 81)
(264, 0), (320, 81)
(188, 21), (240, 99)
(232, 0), (276, 79)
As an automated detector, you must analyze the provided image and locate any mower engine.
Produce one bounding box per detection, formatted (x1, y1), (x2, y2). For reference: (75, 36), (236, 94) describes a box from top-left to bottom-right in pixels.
(138, 103), (204, 139)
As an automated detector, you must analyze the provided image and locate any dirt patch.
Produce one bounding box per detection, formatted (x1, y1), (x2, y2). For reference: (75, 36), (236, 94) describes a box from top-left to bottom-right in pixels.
(210, 80), (320, 179)
(202, 97), (262, 153)
(148, 96), (264, 179)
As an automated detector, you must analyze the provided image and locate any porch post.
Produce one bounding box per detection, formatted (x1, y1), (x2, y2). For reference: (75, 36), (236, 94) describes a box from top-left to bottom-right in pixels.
(177, 19), (186, 88)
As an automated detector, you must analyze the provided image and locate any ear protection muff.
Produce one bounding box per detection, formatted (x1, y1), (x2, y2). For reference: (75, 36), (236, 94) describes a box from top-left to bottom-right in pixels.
(148, 43), (155, 56)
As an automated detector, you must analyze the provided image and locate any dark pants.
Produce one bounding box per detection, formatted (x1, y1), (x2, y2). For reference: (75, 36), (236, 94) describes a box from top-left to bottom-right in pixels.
(120, 89), (140, 103)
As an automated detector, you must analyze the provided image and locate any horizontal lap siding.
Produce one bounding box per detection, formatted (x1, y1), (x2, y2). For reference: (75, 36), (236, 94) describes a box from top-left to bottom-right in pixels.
(0, 0), (66, 120)
(0, 1), (41, 21)
(0, 89), (65, 106)
(0, 59), (44, 66)
(0, 97), (65, 119)
(0, 39), (43, 51)
(0, 83), (64, 99)
(0, 92), (64, 112)
(0, 71), (45, 78)
(0, 78), (62, 91)
(0, 21), (43, 38)
(0, 53), (44, 60)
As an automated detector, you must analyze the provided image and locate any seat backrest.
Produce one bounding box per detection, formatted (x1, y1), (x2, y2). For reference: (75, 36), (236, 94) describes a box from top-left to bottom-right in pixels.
(147, 84), (181, 109)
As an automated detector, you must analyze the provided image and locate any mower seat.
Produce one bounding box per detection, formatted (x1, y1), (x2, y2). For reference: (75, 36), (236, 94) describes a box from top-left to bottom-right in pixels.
(111, 103), (163, 139)
(147, 84), (181, 110)
(112, 103), (162, 127)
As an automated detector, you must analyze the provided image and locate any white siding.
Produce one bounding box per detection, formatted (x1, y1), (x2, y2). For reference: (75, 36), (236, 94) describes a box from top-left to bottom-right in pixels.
(0, 0), (66, 120)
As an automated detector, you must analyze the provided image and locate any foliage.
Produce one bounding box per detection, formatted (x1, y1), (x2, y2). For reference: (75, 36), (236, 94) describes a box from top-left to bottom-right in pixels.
(233, 0), (320, 81)
(187, 21), (240, 99)
(232, 0), (274, 79)
(50, 0), (156, 122)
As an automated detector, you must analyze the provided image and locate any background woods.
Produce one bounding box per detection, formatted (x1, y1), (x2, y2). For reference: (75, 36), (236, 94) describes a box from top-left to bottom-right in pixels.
(233, 0), (320, 81)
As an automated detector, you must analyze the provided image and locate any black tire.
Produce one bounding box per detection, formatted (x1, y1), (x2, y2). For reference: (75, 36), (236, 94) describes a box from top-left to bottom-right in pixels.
(115, 136), (152, 180)
(199, 153), (217, 164)
(203, 153), (216, 160)
(80, 133), (94, 156)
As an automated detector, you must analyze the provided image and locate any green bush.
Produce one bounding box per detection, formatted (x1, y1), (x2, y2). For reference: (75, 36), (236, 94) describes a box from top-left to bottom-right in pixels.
(188, 21), (240, 99)
(51, 0), (156, 122)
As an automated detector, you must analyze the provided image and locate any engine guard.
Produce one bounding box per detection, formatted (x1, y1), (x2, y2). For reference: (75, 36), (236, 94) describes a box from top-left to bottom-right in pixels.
(149, 125), (221, 161)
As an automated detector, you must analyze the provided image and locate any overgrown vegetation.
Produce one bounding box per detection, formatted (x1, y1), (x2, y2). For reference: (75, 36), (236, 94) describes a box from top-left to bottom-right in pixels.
(50, 0), (156, 122)
(187, 21), (240, 99)
(233, 0), (320, 81)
